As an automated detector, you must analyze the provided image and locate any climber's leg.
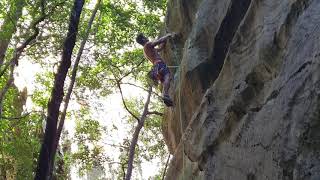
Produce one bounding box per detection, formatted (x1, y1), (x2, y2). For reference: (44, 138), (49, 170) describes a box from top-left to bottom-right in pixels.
(163, 73), (171, 97)
(162, 78), (173, 106)
(160, 65), (173, 107)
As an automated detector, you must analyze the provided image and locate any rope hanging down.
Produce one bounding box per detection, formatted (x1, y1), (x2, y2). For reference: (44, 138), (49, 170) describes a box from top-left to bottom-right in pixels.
(168, 30), (185, 179)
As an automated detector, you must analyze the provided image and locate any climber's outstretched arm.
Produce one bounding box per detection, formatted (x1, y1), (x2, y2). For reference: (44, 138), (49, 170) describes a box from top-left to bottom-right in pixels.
(156, 42), (166, 52)
(150, 33), (173, 47)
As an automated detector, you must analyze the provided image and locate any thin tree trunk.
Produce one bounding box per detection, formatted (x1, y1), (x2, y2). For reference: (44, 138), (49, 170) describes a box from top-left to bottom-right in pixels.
(34, 0), (84, 179)
(125, 86), (152, 180)
(161, 154), (171, 180)
(0, 0), (25, 66)
(51, 0), (101, 170)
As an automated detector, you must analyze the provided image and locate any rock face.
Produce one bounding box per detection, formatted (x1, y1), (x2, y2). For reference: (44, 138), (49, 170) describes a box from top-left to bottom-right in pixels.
(161, 0), (320, 179)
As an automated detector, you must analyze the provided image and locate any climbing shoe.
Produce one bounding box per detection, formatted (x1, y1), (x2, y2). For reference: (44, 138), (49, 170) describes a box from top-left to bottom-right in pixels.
(163, 95), (173, 107)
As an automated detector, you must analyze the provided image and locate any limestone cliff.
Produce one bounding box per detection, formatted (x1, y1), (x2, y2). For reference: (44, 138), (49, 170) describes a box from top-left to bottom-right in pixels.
(161, 0), (320, 179)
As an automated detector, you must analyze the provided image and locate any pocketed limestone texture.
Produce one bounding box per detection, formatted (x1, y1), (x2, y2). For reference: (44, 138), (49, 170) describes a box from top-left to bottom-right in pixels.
(162, 0), (320, 179)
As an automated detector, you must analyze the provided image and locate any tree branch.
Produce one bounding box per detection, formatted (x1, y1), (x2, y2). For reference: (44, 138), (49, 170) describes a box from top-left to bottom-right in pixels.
(147, 111), (163, 116)
(119, 59), (144, 81)
(0, 110), (46, 120)
(120, 82), (162, 99)
(116, 81), (140, 122)
(0, 112), (30, 120)
(125, 86), (152, 180)
(101, 142), (128, 149)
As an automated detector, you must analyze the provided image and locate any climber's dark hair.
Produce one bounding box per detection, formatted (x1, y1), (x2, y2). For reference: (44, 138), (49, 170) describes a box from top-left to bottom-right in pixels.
(136, 33), (148, 45)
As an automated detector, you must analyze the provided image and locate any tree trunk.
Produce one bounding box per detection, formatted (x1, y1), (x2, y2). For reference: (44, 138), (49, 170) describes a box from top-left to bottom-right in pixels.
(34, 0), (84, 179)
(125, 86), (152, 180)
(0, 0), (25, 66)
(51, 0), (101, 172)
(162, 154), (171, 180)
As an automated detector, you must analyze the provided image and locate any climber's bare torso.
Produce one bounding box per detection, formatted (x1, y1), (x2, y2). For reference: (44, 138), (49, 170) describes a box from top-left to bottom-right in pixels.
(143, 42), (164, 64)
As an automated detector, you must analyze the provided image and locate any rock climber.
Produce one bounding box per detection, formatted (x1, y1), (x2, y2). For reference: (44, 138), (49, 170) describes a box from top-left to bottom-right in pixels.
(136, 33), (174, 107)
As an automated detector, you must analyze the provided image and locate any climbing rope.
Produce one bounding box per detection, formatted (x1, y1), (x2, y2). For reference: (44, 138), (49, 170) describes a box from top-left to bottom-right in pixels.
(167, 65), (179, 68)
(168, 31), (185, 179)
(178, 66), (185, 180)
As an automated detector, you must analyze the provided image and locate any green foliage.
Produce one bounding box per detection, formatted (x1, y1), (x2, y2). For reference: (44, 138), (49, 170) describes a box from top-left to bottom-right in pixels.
(72, 0), (168, 178)
(31, 72), (54, 108)
(77, 65), (105, 90)
(0, 0), (169, 178)
(75, 119), (102, 142)
(0, 71), (43, 178)
(71, 108), (106, 176)
(27, 0), (74, 60)
(142, 0), (167, 13)
(1, 88), (20, 117)
(0, 0), (69, 178)
(0, 112), (43, 179)
(0, 0), (24, 43)
(55, 131), (72, 179)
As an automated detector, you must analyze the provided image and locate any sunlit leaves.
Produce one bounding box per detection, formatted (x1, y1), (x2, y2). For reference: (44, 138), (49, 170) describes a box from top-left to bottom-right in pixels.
(0, 0), (24, 44)
(77, 66), (105, 90)
(72, 112), (106, 176)
(0, 111), (43, 179)
(75, 119), (102, 142)
(27, 0), (73, 61)
(31, 72), (54, 108)
(142, 0), (167, 13)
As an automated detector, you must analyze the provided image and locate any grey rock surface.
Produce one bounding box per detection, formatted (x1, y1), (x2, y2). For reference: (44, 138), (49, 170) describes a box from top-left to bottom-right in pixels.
(162, 0), (320, 179)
